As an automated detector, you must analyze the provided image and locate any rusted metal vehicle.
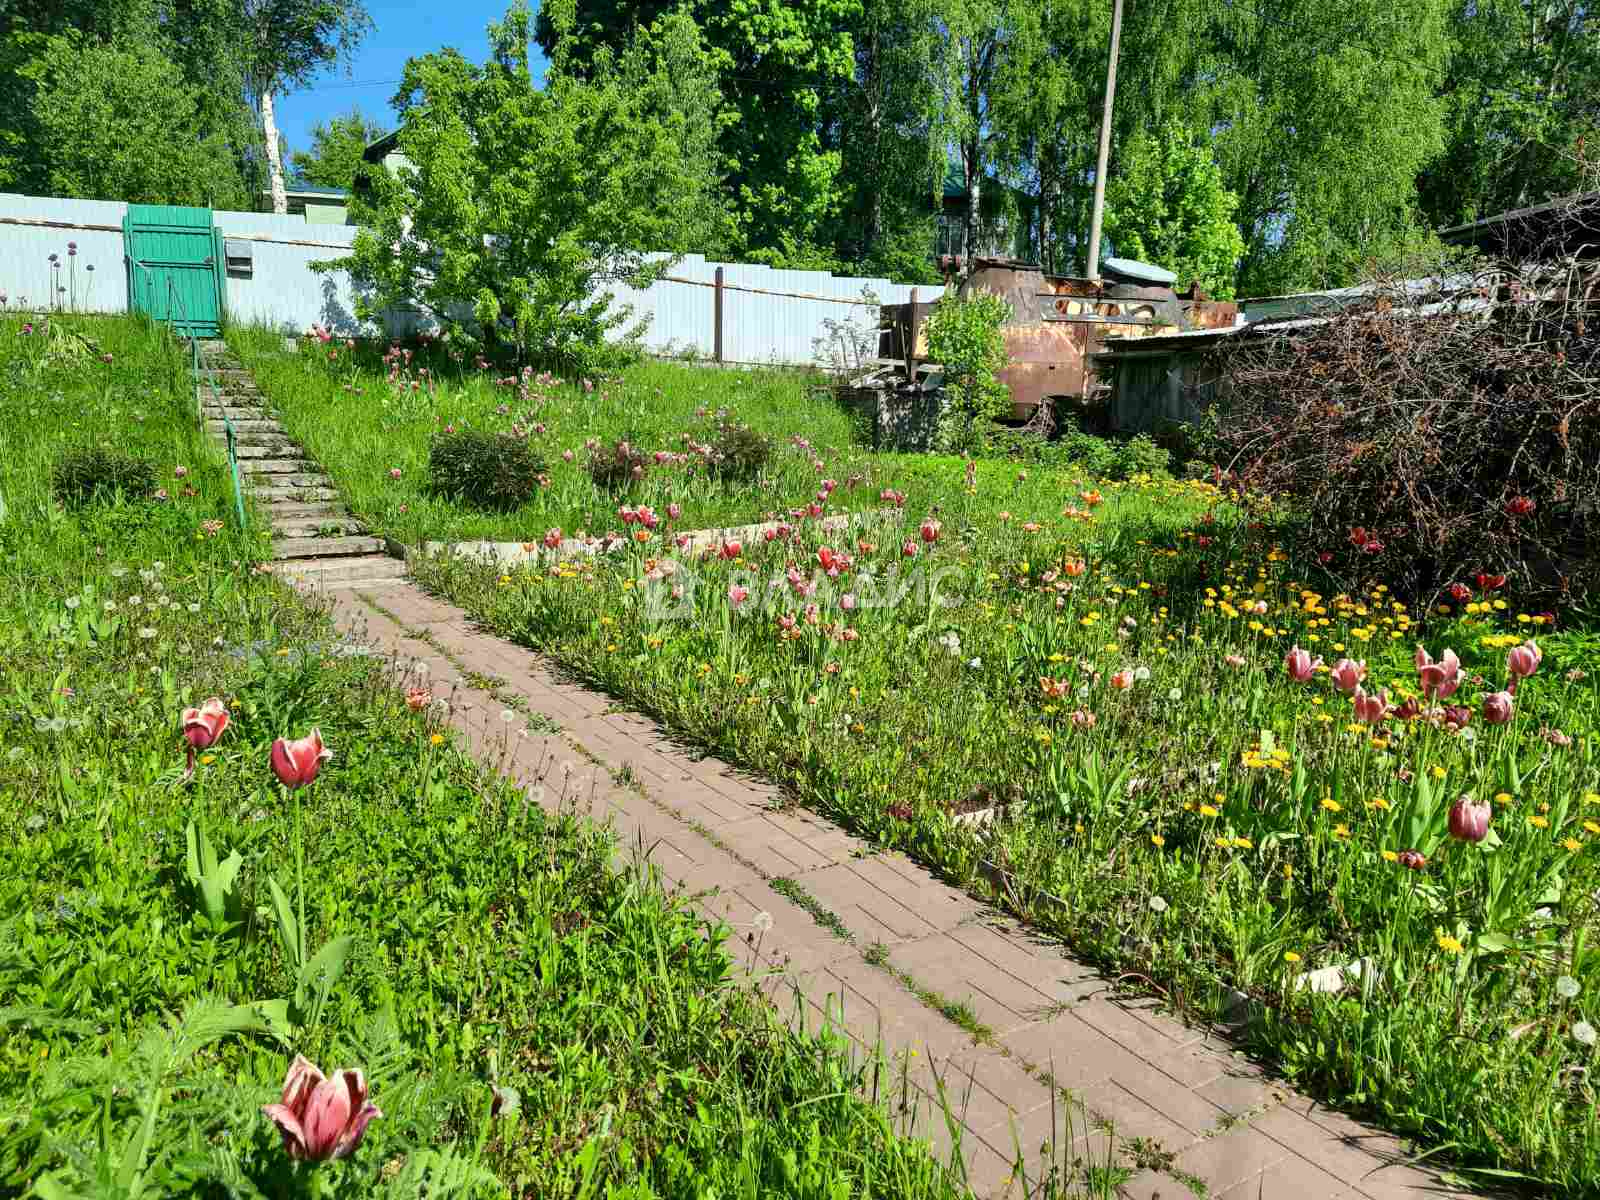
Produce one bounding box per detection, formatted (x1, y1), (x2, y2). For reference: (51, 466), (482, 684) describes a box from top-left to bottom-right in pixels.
(862, 256), (1238, 429)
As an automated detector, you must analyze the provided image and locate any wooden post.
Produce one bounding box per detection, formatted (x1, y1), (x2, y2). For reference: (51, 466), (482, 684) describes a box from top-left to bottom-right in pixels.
(713, 266), (725, 363)
(904, 287), (918, 382)
(1085, 0), (1125, 281)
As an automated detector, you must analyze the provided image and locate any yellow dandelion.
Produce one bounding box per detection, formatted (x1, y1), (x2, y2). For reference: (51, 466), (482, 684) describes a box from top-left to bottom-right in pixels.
(1562, 837), (1581, 852)
(1283, 951), (1301, 964)
(1199, 804), (1220, 818)
(1150, 833), (1166, 848)
(429, 733), (444, 747)
(1437, 931), (1464, 954)
(1381, 850), (1399, 862)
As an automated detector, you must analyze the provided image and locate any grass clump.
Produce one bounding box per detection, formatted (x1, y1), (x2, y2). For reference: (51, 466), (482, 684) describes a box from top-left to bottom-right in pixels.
(427, 428), (546, 511)
(50, 445), (158, 506)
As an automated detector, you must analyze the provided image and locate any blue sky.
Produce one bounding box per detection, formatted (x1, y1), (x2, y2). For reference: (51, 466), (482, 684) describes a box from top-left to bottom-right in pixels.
(275, 1), (550, 160)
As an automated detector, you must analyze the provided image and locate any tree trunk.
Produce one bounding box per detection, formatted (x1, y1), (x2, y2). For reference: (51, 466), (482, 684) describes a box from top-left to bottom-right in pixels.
(262, 85), (288, 215)
(964, 135), (980, 266)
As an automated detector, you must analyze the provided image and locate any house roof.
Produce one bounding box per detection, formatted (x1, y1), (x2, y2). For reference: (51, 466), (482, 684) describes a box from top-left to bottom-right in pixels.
(1438, 191), (1600, 256)
(361, 129), (402, 163)
(268, 187), (350, 201)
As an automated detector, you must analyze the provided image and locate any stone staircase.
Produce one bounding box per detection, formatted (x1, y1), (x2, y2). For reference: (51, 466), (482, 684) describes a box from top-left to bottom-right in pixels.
(197, 343), (408, 589)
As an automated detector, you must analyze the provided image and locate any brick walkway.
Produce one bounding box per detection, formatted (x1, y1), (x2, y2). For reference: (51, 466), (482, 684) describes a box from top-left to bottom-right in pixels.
(319, 576), (1467, 1200)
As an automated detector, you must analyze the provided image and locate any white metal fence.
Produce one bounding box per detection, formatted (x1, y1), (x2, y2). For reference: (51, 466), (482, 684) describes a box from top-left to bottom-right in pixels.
(0, 192), (943, 366)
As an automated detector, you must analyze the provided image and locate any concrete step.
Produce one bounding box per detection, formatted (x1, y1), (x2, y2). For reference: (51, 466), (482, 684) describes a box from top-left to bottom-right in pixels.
(273, 516), (367, 539)
(204, 406), (274, 421)
(242, 458), (317, 475)
(262, 500), (346, 519)
(232, 442), (304, 460)
(270, 554), (406, 588)
(274, 535), (385, 560)
(220, 431), (297, 450)
(246, 471), (333, 489)
(208, 419), (281, 434)
(253, 484), (341, 503)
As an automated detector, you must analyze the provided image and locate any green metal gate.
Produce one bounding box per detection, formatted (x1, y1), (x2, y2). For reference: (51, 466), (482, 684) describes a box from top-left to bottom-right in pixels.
(123, 204), (225, 336)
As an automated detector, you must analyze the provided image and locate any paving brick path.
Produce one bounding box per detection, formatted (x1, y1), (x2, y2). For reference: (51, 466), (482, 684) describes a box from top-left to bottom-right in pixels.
(310, 576), (1468, 1200)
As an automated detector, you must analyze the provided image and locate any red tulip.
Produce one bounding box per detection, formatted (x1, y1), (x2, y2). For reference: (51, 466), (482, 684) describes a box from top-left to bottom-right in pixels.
(261, 1054), (381, 1161)
(271, 729), (332, 790)
(543, 527), (562, 549)
(1415, 645), (1462, 700)
(1328, 659), (1366, 694)
(1442, 705), (1472, 730)
(1504, 495), (1536, 517)
(1352, 685), (1393, 723)
(1448, 582), (1471, 603)
(920, 517), (942, 543)
(719, 540), (742, 561)
(901, 539), (918, 558)
(1110, 669), (1134, 690)
(1476, 572), (1507, 591)
(1506, 640), (1541, 680)
(1284, 646), (1322, 683)
(1482, 691), (1515, 725)
(1397, 849), (1427, 871)
(1448, 795), (1491, 843)
(181, 697), (230, 750)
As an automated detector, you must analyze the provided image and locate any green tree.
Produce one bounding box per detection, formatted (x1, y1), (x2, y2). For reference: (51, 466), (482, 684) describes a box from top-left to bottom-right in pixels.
(923, 290), (1011, 451)
(987, 0), (1108, 274)
(236, 0), (372, 214)
(289, 108), (388, 190)
(823, 0), (944, 280)
(1102, 122), (1245, 297)
(0, 0), (259, 197)
(1420, 0), (1600, 227)
(330, 2), (732, 370)
(537, 0), (860, 268)
(23, 33), (252, 207)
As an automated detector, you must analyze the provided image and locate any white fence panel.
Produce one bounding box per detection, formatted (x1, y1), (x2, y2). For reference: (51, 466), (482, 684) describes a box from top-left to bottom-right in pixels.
(1, 192), (946, 365)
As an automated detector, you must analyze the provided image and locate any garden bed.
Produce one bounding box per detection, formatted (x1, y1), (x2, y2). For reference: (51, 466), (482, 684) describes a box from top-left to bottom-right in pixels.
(409, 468), (1600, 1195)
(0, 314), (984, 1199)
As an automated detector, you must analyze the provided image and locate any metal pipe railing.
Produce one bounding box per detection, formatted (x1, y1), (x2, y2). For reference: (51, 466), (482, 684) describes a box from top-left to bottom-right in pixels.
(127, 259), (248, 531)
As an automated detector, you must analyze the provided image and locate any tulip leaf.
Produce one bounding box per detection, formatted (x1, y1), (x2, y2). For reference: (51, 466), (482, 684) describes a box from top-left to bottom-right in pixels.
(297, 934), (355, 1030)
(184, 821), (243, 929)
(267, 877), (302, 972)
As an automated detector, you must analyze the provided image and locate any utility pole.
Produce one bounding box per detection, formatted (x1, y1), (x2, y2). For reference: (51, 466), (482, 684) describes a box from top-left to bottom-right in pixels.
(1085, 0), (1124, 280)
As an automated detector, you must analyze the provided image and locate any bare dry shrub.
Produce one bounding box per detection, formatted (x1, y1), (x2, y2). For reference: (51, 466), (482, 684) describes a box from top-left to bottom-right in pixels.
(1206, 202), (1600, 608)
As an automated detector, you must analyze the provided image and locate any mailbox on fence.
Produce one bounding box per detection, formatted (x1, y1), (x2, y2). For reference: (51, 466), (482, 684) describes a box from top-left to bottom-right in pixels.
(224, 239), (253, 277)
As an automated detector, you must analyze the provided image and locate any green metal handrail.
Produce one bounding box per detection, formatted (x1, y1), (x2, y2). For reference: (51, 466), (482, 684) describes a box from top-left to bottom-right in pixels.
(128, 259), (248, 531)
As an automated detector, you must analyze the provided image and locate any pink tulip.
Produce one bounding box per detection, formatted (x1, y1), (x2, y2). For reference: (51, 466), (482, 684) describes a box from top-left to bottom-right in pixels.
(1506, 640), (1541, 680)
(1442, 705), (1472, 730)
(1223, 654), (1247, 669)
(920, 518), (941, 544)
(1447, 795), (1491, 843)
(840, 593), (857, 611)
(1482, 691), (1515, 725)
(667, 502), (681, 520)
(1329, 658), (1366, 694)
(181, 697), (230, 750)
(1352, 685), (1393, 723)
(1110, 669), (1134, 690)
(543, 527), (562, 549)
(1415, 646), (1461, 699)
(719, 540), (742, 561)
(727, 584), (749, 607)
(901, 539), (918, 558)
(1070, 709), (1096, 729)
(261, 1054), (381, 1161)
(270, 729), (332, 790)
(389, 467), (402, 480)
(1284, 646), (1322, 683)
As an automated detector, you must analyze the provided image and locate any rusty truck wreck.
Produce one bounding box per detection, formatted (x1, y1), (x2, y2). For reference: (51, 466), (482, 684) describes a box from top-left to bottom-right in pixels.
(848, 256), (1238, 448)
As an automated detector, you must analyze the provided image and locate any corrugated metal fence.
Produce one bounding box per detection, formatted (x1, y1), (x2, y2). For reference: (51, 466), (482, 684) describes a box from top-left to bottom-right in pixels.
(0, 193), (943, 366)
